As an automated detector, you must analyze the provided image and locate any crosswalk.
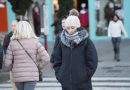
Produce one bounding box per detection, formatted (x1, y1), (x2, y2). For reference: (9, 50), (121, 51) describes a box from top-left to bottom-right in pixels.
(1, 77), (130, 90)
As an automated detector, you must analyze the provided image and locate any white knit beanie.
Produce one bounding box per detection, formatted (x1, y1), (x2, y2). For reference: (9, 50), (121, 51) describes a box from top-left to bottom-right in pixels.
(65, 15), (81, 28)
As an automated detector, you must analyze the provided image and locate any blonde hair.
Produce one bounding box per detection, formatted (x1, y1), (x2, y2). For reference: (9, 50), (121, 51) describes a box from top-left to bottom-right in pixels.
(65, 15), (81, 28)
(11, 21), (37, 40)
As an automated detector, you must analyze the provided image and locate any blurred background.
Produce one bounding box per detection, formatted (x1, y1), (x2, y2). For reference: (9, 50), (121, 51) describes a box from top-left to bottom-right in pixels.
(0, 0), (130, 90)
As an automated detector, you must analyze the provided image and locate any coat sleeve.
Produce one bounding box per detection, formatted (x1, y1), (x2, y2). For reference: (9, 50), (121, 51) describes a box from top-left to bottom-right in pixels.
(50, 35), (60, 64)
(52, 41), (62, 73)
(4, 44), (13, 70)
(85, 38), (98, 80)
(37, 42), (50, 69)
(3, 35), (10, 54)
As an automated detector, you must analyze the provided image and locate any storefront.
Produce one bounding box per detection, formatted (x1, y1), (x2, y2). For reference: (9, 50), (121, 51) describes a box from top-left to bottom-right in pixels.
(5, 0), (130, 41)
(48, 0), (130, 41)
(0, 1), (15, 33)
(91, 0), (130, 40)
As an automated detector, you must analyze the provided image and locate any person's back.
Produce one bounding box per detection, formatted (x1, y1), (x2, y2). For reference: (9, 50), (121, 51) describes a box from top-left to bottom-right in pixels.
(4, 21), (50, 90)
(5, 38), (49, 82)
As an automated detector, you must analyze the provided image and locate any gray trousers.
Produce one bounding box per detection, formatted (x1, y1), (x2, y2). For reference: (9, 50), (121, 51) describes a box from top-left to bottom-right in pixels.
(15, 81), (36, 90)
(112, 37), (121, 59)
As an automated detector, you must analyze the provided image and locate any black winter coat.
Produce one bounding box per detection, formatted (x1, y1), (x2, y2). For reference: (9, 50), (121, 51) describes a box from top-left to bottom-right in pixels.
(50, 34), (61, 64)
(3, 32), (13, 54)
(53, 37), (98, 90)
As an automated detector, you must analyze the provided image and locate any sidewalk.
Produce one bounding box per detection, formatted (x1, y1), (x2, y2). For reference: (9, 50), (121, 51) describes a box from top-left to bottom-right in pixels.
(43, 38), (130, 77)
(93, 39), (130, 77)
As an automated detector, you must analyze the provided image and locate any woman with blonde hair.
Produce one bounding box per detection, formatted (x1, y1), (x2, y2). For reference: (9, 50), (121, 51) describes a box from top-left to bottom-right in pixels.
(4, 21), (50, 90)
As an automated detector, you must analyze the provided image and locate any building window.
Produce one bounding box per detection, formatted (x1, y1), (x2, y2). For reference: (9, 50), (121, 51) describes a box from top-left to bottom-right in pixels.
(95, 0), (124, 36)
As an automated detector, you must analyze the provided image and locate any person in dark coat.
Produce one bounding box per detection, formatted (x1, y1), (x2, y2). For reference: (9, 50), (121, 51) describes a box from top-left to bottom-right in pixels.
(52, 15), (98, 90)
(51, 16), (67, 36)
(104, 1), (115, 25)
(32, 2), (41, 37)
(3, 20), (18, 54)
(3, 20), (18, 90)
(50, 16), (66, 66)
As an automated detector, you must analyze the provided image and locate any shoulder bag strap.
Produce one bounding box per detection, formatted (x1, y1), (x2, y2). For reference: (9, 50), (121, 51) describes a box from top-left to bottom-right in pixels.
(17, 40), (38, 68)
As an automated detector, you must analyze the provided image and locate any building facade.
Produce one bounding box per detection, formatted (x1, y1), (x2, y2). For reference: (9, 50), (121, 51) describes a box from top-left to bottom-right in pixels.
(1, 0), (130, 42)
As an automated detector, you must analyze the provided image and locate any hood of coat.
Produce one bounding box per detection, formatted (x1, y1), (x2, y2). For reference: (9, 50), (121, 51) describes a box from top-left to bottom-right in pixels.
(60, 27), (89, 48)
